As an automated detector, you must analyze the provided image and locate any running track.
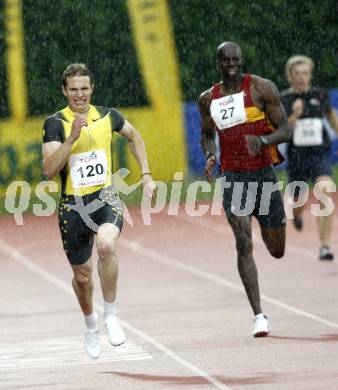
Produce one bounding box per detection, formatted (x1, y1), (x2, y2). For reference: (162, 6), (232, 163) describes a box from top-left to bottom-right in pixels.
(1, 202), (338, 390)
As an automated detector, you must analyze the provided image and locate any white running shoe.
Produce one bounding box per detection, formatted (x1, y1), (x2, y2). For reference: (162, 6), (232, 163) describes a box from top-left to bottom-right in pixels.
(105, 315), (126, 346)
(84, 324), (101, 359)
(252, 314), (271, 337)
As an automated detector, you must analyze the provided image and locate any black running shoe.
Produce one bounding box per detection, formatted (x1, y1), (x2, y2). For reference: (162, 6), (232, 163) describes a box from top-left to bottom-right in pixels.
(319, 245), (334, 261)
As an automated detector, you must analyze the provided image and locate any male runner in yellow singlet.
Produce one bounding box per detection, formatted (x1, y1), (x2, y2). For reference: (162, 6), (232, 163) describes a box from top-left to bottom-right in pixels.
(42, 63), (156, 359)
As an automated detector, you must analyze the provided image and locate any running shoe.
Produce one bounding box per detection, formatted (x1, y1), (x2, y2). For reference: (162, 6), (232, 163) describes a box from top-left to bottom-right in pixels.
(319, 245), (334, 261)
(292, 215), (303, 231)
(84, 321), (101, 359)
(105, 315), (126, 346)
(252, 314), (271, 337)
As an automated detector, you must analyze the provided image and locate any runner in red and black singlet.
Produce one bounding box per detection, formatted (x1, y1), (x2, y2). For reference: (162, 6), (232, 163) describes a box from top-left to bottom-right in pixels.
(210, 74), (283, 172)
(198, 41), (291, 338)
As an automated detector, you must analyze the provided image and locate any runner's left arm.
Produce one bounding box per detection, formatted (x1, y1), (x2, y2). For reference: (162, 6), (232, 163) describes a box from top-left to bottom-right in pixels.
(246, 78), (291, 155)
(327, 109), (338, 134)
(119, 120), (157, 198)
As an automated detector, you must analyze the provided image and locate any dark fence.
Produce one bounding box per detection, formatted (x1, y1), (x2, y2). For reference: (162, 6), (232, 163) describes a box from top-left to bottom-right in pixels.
(0, 1), (337, 117)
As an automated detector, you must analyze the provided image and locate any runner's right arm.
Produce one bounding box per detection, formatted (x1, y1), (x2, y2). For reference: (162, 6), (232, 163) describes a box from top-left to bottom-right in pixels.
(198, 90), (217, 182)
(42, 114), (86, 179)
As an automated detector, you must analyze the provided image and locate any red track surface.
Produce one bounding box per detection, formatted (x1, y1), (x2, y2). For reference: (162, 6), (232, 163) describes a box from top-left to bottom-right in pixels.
(1, 202), (338, 390)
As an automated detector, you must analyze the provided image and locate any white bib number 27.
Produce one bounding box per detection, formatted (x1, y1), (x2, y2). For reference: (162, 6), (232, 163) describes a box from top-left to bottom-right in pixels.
(210, 91), (247, 130)
(69, 149), (107, 188)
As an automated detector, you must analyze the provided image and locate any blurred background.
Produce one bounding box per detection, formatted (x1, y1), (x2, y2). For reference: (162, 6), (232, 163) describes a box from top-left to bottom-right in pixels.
(0, 0), (338, 201)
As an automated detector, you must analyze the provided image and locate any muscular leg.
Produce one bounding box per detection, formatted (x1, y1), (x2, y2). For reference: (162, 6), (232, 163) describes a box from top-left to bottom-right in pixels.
(315, 175), (335, 247)
(72, 257), (101, 359)
(96, 222), (125, 346)
(71, 258), (94, 316)
(293, 201), (306, 220)
(96, 223), (120, 302)
(228, 215), (262, 315)
(260, 227), (286, 258)
(317, 214), (333, 246)
(287, 180), (309, 231)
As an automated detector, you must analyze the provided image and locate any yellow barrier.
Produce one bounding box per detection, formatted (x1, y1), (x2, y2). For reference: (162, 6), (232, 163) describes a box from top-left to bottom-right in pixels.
(0, 119), (44, 191)
(0, 0), (187, 197)
(4, 0), (27, 122)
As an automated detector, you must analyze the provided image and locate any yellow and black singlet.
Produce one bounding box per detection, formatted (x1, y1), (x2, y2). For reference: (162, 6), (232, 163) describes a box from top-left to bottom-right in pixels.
(42, 105), (125, 196)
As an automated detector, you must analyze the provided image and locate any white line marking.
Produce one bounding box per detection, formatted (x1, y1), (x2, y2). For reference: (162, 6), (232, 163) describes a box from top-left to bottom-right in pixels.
(119, 234), (338, 330)
(0, 338), (152, 370)
(0, 239), (232, 390)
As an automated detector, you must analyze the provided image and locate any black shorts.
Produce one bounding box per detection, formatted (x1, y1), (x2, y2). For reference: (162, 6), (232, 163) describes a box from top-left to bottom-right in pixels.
(287, 147), (332, 198)
(58, 186), (123, 265)
(222, 166), (286, 229)
(287, 147), (332, 184)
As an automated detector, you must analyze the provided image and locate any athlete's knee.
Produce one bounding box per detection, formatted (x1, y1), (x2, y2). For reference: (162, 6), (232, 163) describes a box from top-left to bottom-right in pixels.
(263, 227), (285, 259)
(97, 240), (115, 260)
(268, 244), (285, 259)
(97, 225), (119, 259)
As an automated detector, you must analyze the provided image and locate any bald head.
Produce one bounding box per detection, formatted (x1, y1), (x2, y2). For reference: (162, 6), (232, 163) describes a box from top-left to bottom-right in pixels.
(216, 41), (243, 81)
(217, 42), (242, 60)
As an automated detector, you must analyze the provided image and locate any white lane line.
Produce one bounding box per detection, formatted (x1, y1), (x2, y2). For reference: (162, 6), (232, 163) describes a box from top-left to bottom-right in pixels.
(0, 338), (152, 370)
(0, 239), (232, 390)
(119, 236), (338, 330)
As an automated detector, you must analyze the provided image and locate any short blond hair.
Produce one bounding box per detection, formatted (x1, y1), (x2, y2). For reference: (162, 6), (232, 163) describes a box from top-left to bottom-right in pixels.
(285, 55), (314, 84)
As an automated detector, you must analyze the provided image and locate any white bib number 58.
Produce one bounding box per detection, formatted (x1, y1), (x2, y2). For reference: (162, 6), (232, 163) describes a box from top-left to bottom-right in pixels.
(293, 118), (323, 146)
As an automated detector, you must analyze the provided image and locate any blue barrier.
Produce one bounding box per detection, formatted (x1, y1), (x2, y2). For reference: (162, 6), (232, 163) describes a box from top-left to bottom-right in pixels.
(329, 89), (338, 163)
(330, 89), (338, 110)
(184, 102), (205, 176)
